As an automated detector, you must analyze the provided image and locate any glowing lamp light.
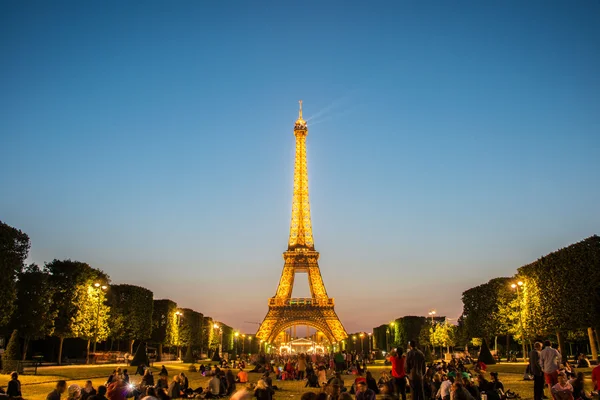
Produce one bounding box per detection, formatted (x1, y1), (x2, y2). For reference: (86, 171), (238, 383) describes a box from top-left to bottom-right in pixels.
(101, 285), (108, 290)
(94, 283), (101, 287)
(518, 281), (523, 286)
(511, 284), (517, 289)
(213, 323), (219, 329)
(235, 332), (240, 337)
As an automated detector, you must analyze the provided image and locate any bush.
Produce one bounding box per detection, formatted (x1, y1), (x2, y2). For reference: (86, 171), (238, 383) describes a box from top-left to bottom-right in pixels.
(130, 342), (149, 367)
(478, 338), (496, 365)
(2, 330), (21, 373)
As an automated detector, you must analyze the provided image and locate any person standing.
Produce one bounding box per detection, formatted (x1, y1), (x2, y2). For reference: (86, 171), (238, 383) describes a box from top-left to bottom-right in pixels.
(406, 340), (426, 400)
(389, 348), (407, 400)
(529, 342), (544, 400)
(540, 340), (561, 393)
(592, 362), (600, 393)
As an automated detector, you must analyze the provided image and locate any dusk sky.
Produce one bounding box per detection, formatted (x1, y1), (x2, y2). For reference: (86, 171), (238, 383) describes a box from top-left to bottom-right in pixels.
(1, 1), (599, 334)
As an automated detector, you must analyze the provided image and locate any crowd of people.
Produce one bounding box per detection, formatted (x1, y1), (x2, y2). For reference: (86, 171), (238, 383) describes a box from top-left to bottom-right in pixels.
(1, 339), (600, 400)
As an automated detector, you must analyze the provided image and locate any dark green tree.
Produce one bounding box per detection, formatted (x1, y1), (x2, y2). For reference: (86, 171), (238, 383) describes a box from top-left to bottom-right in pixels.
(2, 329), (22, 373)
(518, 235), (600, 361)
(108, 284), (154, 353)
(0, 221), (30, 327)
(151, 299), (179, 361)
(46, 259), (109, 364)
(13, 264), (57, 360)
(461, 277), (511, 342)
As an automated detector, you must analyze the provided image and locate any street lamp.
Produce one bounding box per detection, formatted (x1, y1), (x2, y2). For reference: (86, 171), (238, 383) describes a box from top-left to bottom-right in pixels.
(92, 282), (108, 360)
(510, 281), (527, 362)
(428, 310), (437, 325)
(242, 334), (246, 354)
(234, 332), (240, 357)
(368, 332), (372, 353)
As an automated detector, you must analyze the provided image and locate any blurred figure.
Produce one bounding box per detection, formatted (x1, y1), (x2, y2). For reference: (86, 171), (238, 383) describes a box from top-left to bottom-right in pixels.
(47, 380), (68, 400)
(81, 381), (96, 400)
(7, 372), (22, 399)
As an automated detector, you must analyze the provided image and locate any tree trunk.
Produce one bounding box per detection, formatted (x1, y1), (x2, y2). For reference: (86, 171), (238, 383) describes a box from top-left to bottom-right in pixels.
(22, 336), (30, 361)
(58, 337), (64, 365)
(158, 343), (163, 362)
(595, 329), (600, 362)
(86, 339), (91, 364)
(506, 335), (510, 362)
(130, 340), (135, 354)
(556, 331), (567, 363)
(588, 327), (598, 362)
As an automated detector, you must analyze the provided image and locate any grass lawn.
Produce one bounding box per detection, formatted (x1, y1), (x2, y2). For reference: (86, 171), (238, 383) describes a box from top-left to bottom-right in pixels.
(5, 361), (596, 400)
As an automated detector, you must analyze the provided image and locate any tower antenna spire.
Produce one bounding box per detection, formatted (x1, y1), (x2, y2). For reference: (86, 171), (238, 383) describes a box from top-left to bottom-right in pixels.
(299, 100), (303, 120)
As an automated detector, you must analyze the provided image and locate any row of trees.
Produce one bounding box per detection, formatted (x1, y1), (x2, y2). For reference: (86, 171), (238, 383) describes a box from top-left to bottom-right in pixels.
(365, 235), (599, 363)
(0, 220), (236, 365)
(460, 235), (600, 361)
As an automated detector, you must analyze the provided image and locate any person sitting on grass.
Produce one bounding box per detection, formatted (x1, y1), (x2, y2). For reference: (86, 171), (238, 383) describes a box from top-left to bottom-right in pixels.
(489, 372), (505, 395)
(47, 380), (68, 400)
(81, 381), (96, 400)
(551, 372), (574, 400)
(254, 380), (273, 400)
(570, 372), (591, 400)
(88, 385), (107, 400)
(355, 379), (375, 400)
(476, 374), (500, 400)
(237, 368), (249, 383)
(6, 372), (22, 399)
(67, 384), (81, 400)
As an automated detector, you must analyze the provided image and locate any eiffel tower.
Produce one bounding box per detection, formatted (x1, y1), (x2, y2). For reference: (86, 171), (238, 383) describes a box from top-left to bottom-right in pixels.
(256, 101), (347, 345)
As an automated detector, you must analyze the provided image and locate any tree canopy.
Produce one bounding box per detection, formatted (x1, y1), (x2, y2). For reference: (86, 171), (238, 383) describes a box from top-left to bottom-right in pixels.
(0, 221), (30, 327)
(109, 284), (154, 343)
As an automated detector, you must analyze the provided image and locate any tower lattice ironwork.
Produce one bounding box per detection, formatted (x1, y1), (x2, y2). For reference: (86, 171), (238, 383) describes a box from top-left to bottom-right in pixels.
(256, 101), (348, 344)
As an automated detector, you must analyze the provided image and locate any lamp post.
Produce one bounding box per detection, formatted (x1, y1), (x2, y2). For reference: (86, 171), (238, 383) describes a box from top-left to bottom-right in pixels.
(248, 335), (252, 354)
(242, 334), (246, 354)
(234, 332), (240, 358)
(386, 328), (389, 352)
(428, 310), (437, 325)
(511, 281), (527, 362)
(368, 332), (372, 354)
(92, 283), (108, 360)
(213, 323), (223, 358)
(359, 333), (365, 355)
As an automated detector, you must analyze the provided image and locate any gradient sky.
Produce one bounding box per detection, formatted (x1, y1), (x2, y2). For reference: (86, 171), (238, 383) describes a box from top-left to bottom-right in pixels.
(1, 1), (599, 334)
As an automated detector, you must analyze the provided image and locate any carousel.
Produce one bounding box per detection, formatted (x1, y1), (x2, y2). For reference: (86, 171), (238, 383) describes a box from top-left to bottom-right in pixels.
(277, 338), (327, 355)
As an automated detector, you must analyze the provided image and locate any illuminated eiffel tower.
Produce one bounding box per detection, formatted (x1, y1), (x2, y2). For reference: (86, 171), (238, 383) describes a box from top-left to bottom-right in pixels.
(256, 101), (348, 345)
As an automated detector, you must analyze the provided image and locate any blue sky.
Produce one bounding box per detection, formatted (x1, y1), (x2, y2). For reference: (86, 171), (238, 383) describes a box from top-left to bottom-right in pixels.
(1, 1), (599, 333)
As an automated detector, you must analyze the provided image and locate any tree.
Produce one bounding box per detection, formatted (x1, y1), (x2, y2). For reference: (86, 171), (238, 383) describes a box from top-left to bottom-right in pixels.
(0, 221), (30, 327)
(431, 321), (457, 353)
(518, 236), (600, 361)
(46, 259), (109, 364)
(461, 277), (511, 342)
(151, 299), (179, 361)
(2, 329), (22, 373)
(13, 264), (57, 360)
(108, 284), (154, 353)
(71, 284), (111, 363)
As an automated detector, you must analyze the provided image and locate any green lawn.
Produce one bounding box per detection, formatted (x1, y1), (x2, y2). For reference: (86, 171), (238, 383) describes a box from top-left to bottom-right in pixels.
(5, 361), (596, 400)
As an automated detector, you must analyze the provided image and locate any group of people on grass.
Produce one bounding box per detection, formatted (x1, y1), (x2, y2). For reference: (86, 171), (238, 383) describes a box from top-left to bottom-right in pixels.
(3, 338), (600, 400)
(528, 340), (600, 400)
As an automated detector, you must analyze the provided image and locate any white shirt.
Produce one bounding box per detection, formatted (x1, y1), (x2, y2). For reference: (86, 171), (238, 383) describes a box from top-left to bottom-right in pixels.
(539, 346), (561, 374)
(437, 380), (452, 399)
